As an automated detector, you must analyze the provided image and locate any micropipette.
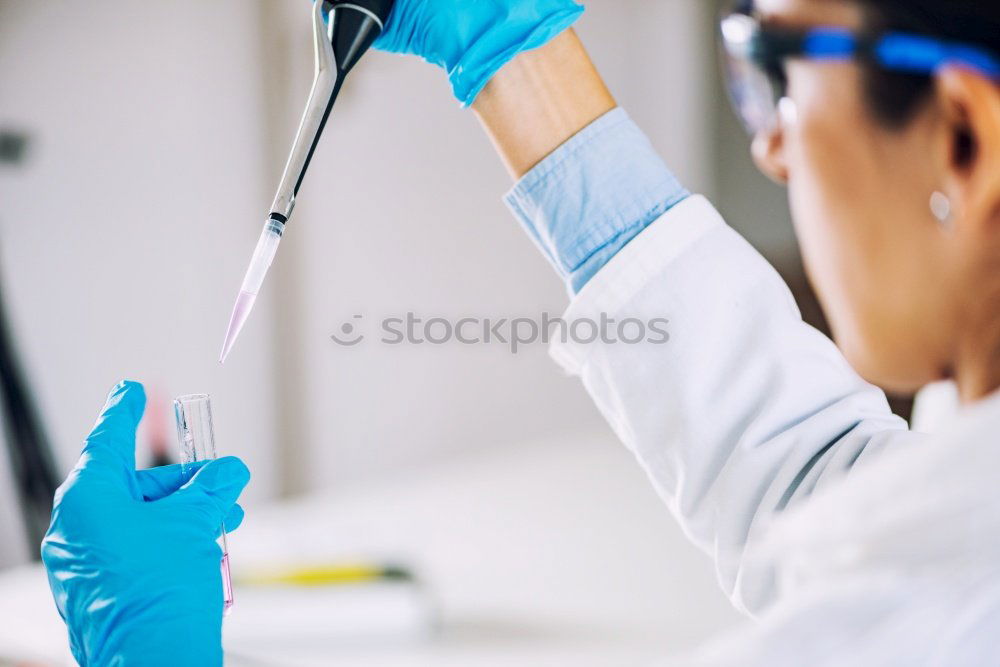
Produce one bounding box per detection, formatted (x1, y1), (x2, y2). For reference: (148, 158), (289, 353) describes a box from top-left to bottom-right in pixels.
(219, 0), (396, 363)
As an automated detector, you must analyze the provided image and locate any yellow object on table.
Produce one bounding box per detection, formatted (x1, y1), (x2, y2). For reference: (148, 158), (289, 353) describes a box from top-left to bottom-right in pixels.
(236, 563), (413, 587)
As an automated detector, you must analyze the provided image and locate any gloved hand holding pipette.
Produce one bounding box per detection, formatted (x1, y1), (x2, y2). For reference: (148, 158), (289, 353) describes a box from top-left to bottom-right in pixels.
(41, 381), (250, 666)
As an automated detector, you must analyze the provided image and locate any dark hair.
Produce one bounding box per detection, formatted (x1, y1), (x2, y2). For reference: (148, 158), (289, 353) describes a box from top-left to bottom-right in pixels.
(852, 1), (1000, 127)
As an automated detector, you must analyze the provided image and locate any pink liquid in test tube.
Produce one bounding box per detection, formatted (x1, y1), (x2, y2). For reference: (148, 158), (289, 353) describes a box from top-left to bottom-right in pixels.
(174, 393), (235, 616)
(221, 550), (234, 615)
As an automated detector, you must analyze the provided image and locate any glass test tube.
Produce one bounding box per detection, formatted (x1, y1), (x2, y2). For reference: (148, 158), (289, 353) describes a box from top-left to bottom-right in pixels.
(174, 393), (234, 616)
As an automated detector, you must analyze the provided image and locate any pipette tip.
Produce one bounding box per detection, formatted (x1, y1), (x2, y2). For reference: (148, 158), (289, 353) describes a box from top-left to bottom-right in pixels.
(219, 290), (257, 364)
(221, 218), (283, 363)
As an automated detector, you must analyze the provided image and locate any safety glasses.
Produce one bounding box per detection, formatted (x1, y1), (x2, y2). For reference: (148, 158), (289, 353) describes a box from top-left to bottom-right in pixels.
(718, 9), (1000, 136)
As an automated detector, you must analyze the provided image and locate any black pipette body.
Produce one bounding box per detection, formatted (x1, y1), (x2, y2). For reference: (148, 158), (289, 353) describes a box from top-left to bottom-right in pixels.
(293, 0), (396, 200)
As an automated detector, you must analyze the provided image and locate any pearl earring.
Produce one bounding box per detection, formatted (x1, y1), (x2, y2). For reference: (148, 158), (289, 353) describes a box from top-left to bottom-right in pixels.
(777, 97), (798, 127)
(930, 191), (952, 226)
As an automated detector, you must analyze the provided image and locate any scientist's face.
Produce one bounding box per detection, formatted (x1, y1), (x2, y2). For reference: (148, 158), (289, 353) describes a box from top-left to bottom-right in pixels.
(750, 0), (1000, 397)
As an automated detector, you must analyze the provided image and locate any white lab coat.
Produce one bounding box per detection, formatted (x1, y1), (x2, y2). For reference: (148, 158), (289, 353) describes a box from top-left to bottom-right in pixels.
(549, 195), (1000, 663)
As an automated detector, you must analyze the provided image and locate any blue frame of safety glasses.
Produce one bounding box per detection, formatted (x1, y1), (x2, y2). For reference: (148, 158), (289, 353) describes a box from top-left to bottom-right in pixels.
(721, 13), (1000, 78)
(719, 11), (1000, 134)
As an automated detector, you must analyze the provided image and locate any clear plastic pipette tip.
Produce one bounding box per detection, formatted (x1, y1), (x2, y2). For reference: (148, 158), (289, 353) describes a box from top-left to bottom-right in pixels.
(219, 290), (257, 364)
(219, 218), (285, 363)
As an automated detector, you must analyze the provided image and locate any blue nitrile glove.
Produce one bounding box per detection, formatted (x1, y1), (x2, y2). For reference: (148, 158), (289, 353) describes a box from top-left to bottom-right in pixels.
(41, 381), (250, 666)
(373, 0), (585, 106)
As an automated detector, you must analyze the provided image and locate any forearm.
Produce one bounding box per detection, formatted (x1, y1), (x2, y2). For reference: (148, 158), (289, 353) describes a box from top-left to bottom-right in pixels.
(472, 29), (615, 179)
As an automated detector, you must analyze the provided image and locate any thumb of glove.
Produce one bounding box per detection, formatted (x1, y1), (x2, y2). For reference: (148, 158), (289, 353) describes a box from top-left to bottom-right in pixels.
(171, 456), (251, 531)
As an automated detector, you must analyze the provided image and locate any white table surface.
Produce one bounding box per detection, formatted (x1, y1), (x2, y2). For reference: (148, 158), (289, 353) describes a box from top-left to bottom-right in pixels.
(0, 433), (741, 666)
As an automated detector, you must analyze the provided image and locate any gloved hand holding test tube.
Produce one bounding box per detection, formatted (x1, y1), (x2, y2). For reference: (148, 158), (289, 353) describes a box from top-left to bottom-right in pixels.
(41, 382), (249, 664)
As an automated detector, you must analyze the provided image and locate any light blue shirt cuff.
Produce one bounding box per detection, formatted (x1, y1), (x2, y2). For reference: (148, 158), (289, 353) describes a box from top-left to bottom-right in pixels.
(503, 107), (689, 294)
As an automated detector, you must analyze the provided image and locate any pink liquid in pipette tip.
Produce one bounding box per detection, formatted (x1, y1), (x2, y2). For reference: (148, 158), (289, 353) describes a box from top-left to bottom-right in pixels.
(219, 290), (257, 363)
(221, 551), (234, 616)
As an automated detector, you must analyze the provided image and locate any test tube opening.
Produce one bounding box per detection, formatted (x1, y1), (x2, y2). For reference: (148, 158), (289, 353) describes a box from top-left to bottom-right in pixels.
(174, 393), (217, 471)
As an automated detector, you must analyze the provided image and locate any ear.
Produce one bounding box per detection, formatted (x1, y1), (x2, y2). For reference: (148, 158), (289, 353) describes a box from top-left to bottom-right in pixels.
(752, 122), (790, 185)
(935, 67), (1000, 234)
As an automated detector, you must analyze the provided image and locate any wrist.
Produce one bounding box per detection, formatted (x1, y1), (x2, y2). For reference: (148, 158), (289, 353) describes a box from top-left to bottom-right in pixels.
(451, 3), (585, 107)
(473, 29), (616, 178)
(91, 621), (223, 667)
(79, 588), (223, 666)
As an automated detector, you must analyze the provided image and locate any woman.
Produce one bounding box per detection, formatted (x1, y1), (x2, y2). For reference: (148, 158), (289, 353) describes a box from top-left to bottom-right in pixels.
(41, 0), (1000, 663)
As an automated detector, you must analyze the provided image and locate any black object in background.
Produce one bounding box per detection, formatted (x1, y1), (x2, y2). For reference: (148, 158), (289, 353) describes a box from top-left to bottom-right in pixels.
(0, 268), (59, 558)
(0, 130), (29, 165)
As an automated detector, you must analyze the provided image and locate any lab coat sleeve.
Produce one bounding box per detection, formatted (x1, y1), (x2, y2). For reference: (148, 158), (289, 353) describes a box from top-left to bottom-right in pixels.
(504, 109), (916, 614)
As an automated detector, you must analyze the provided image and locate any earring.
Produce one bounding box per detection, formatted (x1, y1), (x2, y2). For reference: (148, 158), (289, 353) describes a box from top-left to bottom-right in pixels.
(777, 97), (798, 127)
(930, 191), (953, 226)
